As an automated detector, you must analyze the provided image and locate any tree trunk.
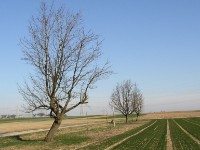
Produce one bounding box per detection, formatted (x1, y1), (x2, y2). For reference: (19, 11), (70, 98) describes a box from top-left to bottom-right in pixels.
(125, 115), (128, 124)
(45, 118), (62, 142)
(136, 114), (139, 121)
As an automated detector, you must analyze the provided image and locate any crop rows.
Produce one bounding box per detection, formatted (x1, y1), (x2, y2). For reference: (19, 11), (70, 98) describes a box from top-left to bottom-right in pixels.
(184, 117), (200, 125)
(112, 119), (167, 150)
(80, 120), (167, 150)
(79, 120), (156, 150)
(175, 118), (200, 140)
(80, 118), (200, 150)
(169, 119), (200, 150)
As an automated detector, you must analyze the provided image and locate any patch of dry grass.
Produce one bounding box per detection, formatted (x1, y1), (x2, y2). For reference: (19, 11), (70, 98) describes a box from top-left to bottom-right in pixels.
(0, 118), (108, 134)
(140, 110), (200, 120)
(0, 120), (148, 150)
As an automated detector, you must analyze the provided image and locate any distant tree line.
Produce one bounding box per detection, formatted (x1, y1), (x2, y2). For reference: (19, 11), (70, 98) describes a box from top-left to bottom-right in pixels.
(0, 115), (16, 119)
(0, 113), (48, 119)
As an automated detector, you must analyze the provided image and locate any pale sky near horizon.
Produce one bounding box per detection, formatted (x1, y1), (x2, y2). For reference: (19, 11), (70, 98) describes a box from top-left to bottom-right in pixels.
(0, 0), (200, 116)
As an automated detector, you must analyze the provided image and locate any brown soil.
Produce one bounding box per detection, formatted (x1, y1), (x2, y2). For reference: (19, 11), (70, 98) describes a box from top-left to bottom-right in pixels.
(166, 120), (173, 150)
(0, 118), (106, 134)
(140, 110), (200, 120)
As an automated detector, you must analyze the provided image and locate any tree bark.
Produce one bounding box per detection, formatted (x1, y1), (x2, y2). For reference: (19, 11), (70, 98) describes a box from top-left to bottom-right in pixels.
(45, 118), (62, 142)
(125, 115), (128, 124)
(136, 114), (139, 121)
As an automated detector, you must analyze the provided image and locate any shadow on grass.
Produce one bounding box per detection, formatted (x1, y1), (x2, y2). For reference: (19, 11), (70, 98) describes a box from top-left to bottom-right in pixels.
(15, 135), (44, 142)
(0, 136), (42, 148)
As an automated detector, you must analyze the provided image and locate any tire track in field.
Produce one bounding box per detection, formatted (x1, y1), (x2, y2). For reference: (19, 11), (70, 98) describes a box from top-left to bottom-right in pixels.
(73, 140), (99, 150)
(139, 125), (159, 149)
(166, 120), (173, 150)
(104, 120), (157, 150)
(173, 120), (200, 145)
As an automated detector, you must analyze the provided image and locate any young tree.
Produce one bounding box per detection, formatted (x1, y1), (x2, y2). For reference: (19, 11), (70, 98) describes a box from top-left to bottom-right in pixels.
(110, 80), (135, 123)
(19, 2), (112, 142)
(132, 85), (144, 121)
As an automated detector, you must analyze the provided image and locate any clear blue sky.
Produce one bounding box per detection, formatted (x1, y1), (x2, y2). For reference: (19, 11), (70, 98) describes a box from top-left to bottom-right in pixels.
(0, 0), (200, 115)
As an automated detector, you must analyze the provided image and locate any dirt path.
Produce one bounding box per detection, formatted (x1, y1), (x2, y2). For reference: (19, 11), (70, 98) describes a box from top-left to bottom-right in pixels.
(174, 120), (200, 145)
(104, 120), (157, 150)
(0, 118), (109, 134)
(166, 120), (173, 150)
(0, 122), (105, 138)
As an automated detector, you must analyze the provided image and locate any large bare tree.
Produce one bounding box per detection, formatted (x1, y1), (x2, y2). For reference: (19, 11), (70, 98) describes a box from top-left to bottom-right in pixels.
(110, 80), (135, 123)
(19, 2), (112, 142)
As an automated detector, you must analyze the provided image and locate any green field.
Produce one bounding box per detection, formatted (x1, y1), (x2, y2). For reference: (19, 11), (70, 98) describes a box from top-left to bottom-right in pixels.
(169, 119), (200, 150)
(112, 120), (167, 150)
(184, 117), (200, 125)
(0, 117), (200, 149)
(175, 118), (200, 140)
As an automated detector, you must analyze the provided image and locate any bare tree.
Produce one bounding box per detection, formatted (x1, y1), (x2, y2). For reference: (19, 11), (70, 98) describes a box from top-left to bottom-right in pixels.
(110, 80), (135, 123)
(132, 84), (144, 121)
(19, 2), (112, 142)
